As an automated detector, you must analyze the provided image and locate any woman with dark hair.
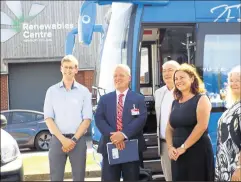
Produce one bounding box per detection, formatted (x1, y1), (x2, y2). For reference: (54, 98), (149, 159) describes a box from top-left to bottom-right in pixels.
(165, 63), (214, 181)
(215, 65), (241, 182)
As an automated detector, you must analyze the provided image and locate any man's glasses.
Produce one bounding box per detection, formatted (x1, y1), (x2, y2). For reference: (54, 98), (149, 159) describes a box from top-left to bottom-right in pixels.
(62, 66), (75, 70)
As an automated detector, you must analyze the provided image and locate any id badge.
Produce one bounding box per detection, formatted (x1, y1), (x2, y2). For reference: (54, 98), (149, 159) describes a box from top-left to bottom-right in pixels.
(112, 148), (119, 159)
(131, 104), (140, 115)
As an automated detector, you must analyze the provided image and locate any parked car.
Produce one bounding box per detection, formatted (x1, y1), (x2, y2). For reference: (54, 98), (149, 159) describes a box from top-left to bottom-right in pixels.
(1, 114), (24, 181)
(0, 110), (51, 151)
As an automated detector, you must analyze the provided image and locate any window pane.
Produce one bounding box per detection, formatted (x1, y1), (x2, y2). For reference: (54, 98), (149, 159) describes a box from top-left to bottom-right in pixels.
(12, 112), (36, 124)
(203, 34), (240, 107)
(140, 47), (149, 84)
(140, 87), (152, 96)
(98, 3), (133, 93)
(36, 114), (44, 120)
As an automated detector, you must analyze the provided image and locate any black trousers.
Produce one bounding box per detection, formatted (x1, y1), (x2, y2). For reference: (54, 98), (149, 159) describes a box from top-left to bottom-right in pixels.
(101, 155), (140, 181)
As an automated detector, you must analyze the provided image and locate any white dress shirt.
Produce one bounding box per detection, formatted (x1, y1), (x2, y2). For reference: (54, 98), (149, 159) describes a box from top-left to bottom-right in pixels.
(116, 88), (129, 107)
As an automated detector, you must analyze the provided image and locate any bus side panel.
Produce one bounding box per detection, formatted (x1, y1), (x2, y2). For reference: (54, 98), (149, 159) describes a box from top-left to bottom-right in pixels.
(208, 112), (223, 156)
(142, 1), (195, 23)
(90, 116), (101, 142)
(195, 1), (241, 22)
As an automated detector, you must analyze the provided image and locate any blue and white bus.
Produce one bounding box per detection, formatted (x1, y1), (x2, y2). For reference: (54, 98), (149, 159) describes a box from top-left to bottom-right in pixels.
(66, 0), (240, 179)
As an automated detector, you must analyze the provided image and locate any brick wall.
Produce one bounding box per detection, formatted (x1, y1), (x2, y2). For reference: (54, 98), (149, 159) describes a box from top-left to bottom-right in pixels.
(75, 70), (95, 92)
(0, 70), (95, 111)
(0, 74), (8, 110)
(75, 70), (95, 135)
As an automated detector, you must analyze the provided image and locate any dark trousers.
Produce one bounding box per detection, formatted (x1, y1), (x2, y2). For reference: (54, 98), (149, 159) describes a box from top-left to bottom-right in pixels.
(101, 155), (140, 181)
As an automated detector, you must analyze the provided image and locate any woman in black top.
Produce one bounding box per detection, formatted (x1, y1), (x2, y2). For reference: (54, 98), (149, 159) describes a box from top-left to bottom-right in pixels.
(165, 63), (214, 181)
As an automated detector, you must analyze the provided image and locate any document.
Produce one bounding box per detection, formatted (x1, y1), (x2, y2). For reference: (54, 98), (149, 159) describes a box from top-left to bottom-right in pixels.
(106, 139), (139, 165)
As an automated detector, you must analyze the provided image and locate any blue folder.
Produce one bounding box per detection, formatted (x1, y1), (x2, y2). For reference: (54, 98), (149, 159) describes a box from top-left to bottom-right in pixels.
(106, 139), (139, 165)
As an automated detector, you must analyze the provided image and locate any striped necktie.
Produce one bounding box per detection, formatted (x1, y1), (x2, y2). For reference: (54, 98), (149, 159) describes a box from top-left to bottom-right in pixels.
(117, 94), (124, 131)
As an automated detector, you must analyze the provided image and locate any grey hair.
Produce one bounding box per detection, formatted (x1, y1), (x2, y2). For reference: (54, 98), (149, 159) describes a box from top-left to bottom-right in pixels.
(114, 64), (131, 76)
(226, 65), (241, 108)
(162, 60), (180, 68)
(61, 55), (79, 67)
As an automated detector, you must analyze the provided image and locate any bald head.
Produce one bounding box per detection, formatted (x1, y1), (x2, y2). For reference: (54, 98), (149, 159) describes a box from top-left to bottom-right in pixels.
(162, 60), (180, 89)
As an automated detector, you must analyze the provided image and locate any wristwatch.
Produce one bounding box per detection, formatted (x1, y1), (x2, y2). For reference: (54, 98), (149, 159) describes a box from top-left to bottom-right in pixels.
(181, 143), (186, 150)
(71, 136), (78, 143)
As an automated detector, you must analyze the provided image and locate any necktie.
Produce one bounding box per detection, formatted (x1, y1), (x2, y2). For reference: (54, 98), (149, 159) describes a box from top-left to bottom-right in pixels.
(117, 94), (124, 131)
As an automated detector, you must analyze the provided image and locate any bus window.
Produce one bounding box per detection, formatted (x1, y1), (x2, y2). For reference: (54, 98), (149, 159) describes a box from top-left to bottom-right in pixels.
(98, 3), (134, 93)
(195, 23), (240, 109)
(140, 47), (149, 84)
(203, 34), (240, 107)
(140, 45), (152, 96)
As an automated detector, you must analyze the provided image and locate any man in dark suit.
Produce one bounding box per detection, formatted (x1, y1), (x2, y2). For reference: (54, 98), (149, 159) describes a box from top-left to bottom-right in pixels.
(95, 64), (147, 181)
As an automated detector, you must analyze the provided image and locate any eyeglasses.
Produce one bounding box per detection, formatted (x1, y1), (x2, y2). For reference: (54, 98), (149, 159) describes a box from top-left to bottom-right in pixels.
(62, 66), (75, 70)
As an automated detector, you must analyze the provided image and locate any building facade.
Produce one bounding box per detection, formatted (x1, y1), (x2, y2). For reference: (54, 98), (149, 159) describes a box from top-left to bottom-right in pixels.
(1, 1), (109, 111)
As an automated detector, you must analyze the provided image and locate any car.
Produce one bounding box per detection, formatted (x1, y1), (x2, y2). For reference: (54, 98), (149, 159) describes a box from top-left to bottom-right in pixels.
(1, 114), (24, 181)
(0, 110), (51, 151)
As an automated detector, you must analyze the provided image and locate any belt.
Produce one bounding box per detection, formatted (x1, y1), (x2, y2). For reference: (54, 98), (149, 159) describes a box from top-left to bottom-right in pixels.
(62, 134), (75, 138)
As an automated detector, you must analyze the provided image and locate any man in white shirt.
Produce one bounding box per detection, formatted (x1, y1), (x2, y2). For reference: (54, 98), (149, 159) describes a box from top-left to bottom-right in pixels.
(44, 55), (92, 181)
(154, 60), (180, 181)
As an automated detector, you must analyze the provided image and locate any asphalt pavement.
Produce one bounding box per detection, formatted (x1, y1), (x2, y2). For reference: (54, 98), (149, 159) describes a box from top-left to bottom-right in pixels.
(20, 136), (165, 181)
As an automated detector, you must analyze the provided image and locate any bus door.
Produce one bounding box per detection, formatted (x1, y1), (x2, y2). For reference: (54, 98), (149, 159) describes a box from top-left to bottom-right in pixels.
(139, 29), (163, 176)
(139, 25), (196, 176)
